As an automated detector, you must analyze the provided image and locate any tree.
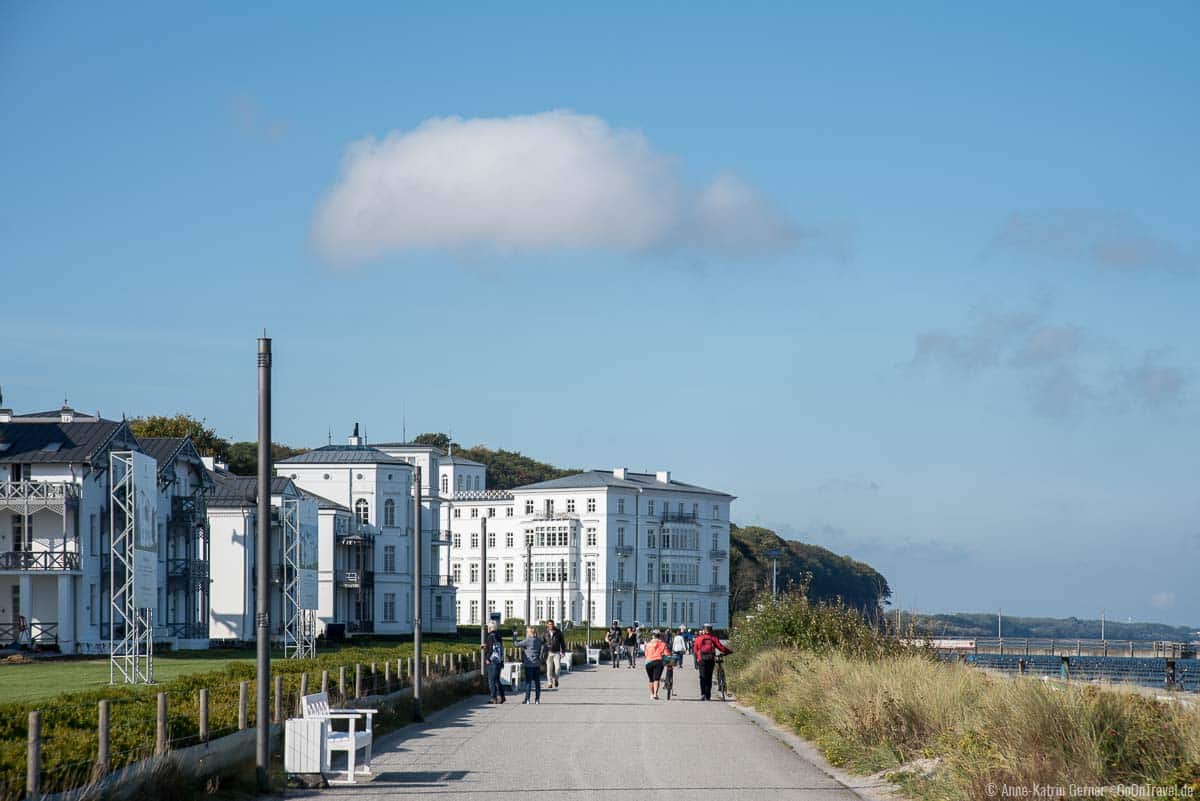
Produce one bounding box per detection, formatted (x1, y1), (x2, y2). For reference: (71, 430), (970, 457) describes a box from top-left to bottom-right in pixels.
(413, 432), (451, 450)
(225, 441), (309, 476)
(129, 414), (229, 458)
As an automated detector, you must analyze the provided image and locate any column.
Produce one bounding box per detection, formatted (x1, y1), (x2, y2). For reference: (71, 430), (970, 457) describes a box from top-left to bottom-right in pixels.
(57, 575), (74, 653)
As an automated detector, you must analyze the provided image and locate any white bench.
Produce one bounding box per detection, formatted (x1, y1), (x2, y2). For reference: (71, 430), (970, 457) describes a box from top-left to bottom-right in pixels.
(300, 691), (377, 785)
(585, 647), (601, 665)
(558, 652), (572, 672)
(500, 662), (522, 687)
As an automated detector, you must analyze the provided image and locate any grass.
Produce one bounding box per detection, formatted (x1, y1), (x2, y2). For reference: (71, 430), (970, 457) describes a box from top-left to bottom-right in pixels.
(731, 647), (1200, 799)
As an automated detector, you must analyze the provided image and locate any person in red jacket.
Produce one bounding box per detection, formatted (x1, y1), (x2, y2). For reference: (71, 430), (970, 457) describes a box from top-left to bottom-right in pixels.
(692, 624), (731, 700)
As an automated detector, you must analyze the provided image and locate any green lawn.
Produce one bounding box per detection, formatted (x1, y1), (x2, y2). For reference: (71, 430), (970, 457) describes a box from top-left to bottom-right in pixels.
(0, 650), (258, 703)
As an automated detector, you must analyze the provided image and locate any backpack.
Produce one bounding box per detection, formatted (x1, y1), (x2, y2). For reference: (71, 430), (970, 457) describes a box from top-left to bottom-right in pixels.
(696, 635), (716, 660)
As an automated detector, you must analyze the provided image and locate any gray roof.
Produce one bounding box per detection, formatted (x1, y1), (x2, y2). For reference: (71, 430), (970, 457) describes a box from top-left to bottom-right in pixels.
(0, 419), (136, 466)
(514, 470), (734, 498)
(207, 473), (296, 507)
(277, 444), (410, 466)
(440, 451), (485, 467)
(300, 488), (350, 512)
(138, 437), (213, 485)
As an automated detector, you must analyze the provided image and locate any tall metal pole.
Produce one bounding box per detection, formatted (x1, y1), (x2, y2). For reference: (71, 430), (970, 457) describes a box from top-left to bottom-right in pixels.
(586, 566), (592, 644)
(559, 558), (565, 624)
(772, 558), (777, 597)
(412, 467), (423, 720)
(524, 542), (532, 624)
(479, 516), (488, 675)
(255, 336), (271, 792)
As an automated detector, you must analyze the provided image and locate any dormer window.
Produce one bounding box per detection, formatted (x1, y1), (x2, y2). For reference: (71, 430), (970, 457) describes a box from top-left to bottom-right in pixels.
(41, 443), (62, 453)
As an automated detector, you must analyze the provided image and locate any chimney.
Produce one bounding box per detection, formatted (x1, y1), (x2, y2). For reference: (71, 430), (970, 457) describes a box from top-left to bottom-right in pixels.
(60, 405), (75, 423)
(348, 422), (362, 446)
(613, 467), (627, 480)
(655, 470), (671, 484)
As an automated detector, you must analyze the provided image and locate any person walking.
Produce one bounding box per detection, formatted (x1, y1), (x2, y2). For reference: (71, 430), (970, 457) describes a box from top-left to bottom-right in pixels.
(518, 626), (547, 704)
(693, 624), (732, 700)
(623, 627), (639, 668)
(671, 626), (687, 670)
(482, 620), (507, 704)
(643, 629), (670, 699)
(606, 621), (622, 669)
(542, 619), (566, 688)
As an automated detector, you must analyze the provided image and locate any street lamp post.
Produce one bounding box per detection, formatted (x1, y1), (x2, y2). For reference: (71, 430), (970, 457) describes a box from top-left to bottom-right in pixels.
(525, 542), (532, 626)
(764, 549), (785, 598)
(479, 517), (487, 675)
(559, 558), (565, 625)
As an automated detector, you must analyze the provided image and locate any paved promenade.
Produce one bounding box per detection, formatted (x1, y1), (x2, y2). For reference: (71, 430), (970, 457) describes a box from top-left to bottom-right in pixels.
(296, 660), (871, 800)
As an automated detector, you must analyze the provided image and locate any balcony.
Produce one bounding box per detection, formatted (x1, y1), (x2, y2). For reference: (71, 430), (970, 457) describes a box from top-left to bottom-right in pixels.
(527, 511), (577, 522)
(167, 559), (209, 585)
(612, 581), (634, 592)
(430, 531), (452, 546)
(337, 569), (374, 588)
(708, 549), (728, 560)
(708, 584), (728, 595)
(169, 492), (207, 527)
(614, 545), (633, 557)
(336, 520), (377, 544)
(660, 511), (698, 524)
(0, 551), (81, 571)
(422, 574), (455, 587)
(0, 481), (79, 512)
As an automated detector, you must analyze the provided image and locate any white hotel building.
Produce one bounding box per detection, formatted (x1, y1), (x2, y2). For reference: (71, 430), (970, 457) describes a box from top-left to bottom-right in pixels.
(441, 467), (734, 630)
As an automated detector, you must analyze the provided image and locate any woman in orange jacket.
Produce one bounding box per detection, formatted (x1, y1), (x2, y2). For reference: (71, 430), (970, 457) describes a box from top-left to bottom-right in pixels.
(643, 629), (671, 699)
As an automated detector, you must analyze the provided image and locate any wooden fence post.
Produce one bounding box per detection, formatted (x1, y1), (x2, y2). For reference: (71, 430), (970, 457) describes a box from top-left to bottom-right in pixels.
(274, 675), (283, 723)
(156, 692), (168, 755)
(384, 661), (392, 692)
(199, 689), (209, 743)
(238, 681), (249, 730)
(298, 672), (308, 715)
(338, 665), (346, 699)
(355, 664), (363, 699)
(97, 700), (110, 778)
(321, 669), (329, 696)
(27, 710), (40, 798)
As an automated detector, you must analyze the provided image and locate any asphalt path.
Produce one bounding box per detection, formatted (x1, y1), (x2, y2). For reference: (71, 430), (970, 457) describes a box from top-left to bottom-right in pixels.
(294, 658), (869, 800)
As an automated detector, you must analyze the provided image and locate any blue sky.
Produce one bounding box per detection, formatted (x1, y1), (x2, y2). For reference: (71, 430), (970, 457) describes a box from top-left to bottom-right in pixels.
(2, 3), (1197, 626)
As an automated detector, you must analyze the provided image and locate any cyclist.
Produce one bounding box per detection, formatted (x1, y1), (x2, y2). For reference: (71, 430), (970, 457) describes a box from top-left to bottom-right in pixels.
(643, 629), (670, 699)
(692, 624), (731, 700)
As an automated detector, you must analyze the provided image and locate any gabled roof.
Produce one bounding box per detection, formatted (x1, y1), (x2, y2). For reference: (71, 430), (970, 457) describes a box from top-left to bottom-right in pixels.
(277, 444), (410, 466)
(138, 437), (214, 487)
(0, 419), (135, 466)
(440, 452), (485, 467)
(207, 473), (297, 507)
(299, 488), (350, 512)
(514, 470), (734, 498)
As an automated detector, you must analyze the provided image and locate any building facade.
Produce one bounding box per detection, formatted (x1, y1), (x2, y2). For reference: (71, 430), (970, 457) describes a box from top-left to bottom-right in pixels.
(0, 404), (212, 654)
(442, 467), (733, 630)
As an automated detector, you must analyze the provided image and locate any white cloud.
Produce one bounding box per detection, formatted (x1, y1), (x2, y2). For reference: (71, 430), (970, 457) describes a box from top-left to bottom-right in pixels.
(990, 210), (1197, 274)
(1150, 591), (1176, 609)
(311, 110), (810, 263)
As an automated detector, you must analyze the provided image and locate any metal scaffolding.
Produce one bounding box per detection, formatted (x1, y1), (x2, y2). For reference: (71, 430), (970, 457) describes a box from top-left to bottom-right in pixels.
(281, 498), (314, 659)
(109, 451), (153, 683)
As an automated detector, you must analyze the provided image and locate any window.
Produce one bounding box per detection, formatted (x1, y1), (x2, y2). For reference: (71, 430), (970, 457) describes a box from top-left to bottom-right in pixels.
(453, 532), (462, 548)
(647, 562), (655, 582)
(456, 600), (462, 622)
(692, 503), (699, 517)
(470, 507), (478, 518)
(487, 531), (496, 548)
(617, 498), (625, 514)
(525, 530), (534, 547)
(689, 602), (696, 624)
(441, 475), (449, 494)
(473, 476), (480, 491)
(712, 531), (719, 550)
(544, 499), (554, 515)
(664, 601), (670, 623)
(384, 545), (396, 573)
(566, 498), (575, 513)
(547, 599), (555, 620)
(383, 498), (395, 527)
(713, 505), (719, 519)
(469, 562), (479, 583)
(457, 475), (463, 491)
(89, 514), (98, 555)
(384, 593), (396, 622)
(585, 561), (596, 582)
(506, 507), (513, 517)
(488, 599), (496, 616)
(505, 563), (514, 583)
(589, 600), (596, 622)
(535, 599), (544, 620)
(452, 563), (461, 583)
(470, 531), (479, 548)
(710, 602), (717, 625)
(487, 562), (496, 582)
(506, 532), (514, 547)
(617, 561), (625, 581)
(453, 508), (461, 519)
(678, 502), (684, 514)
(505, 600), (514, 619)
(435, 595), (444, 619)
(587, 497), (596, 513)
(615, 600), (623, 621)
(89, 583), (96, 625)
(648, 500), (655, 515)
(647, 529), (656, 548)
(470, 600), (479, 624)
(712, 565), (719, 584)
(488, 507), (496, 518)
(354, 499), (369, 524)
(525, 499), (535, 514)
(586, 528), (597, 547)
(570, 562), (577, 581)
(645, 601), (652, 622)
(616, 527), (625, 546)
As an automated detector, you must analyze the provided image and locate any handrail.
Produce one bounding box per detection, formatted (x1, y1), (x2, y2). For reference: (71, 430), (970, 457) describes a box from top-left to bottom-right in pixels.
(708, 548), (728, 559)
(0, 551), (81, 571)
(0, 481), (79, 504)
(708, 584), (727, 594)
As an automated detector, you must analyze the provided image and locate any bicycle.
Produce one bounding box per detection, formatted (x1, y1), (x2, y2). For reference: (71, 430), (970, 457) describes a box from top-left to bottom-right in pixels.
(715, 654), (728, 701)
(662, 654), (676, 700)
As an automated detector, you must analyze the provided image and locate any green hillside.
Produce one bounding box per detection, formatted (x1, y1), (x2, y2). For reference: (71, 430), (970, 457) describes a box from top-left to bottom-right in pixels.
(915, 612), (1196, 641)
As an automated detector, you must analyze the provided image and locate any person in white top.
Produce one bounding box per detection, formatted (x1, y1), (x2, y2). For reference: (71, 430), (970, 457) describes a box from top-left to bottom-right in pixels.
(671, 626), (688, 669)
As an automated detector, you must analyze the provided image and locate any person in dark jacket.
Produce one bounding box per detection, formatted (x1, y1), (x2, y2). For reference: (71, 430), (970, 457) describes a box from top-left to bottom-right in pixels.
(518, 626), (547, 704)
(482, 621), (507, 704)
(622, 627), (638, 668)
(542, 619), (567, 688)
(606, 621), (622, 669)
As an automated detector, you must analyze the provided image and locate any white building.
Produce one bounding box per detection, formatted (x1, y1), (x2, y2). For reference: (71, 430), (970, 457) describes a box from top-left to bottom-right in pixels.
(206, 472), (318, 642)
(0, 403), (211, 654)
(279, 430), (455, 635)
(442, 467), (734, 630)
